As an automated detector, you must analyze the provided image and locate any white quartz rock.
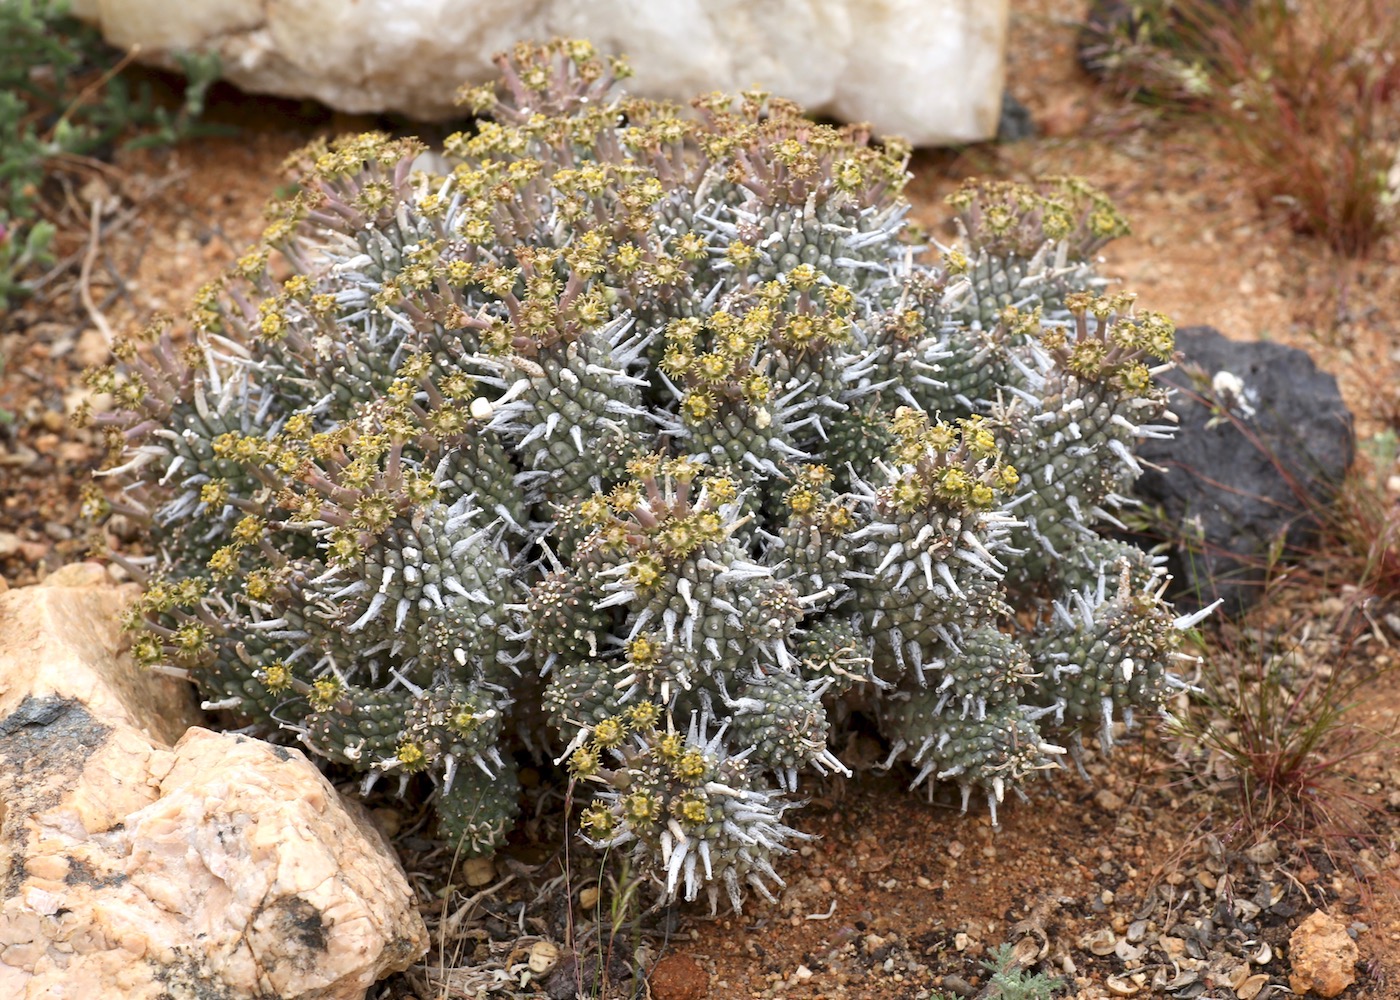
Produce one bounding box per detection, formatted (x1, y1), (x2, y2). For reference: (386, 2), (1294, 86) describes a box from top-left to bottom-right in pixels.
(69, 0), (1009, 145)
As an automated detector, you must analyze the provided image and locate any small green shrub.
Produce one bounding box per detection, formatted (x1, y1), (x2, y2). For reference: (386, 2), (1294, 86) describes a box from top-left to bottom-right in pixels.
(0, 0), (219, 307)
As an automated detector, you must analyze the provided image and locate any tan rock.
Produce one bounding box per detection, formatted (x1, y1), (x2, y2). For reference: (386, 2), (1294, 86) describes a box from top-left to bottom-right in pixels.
(1288, 909), (1358, 997)
(0, 562), (201, 743)
(0, 711), (429, 999)
(0, 572), (427, 998)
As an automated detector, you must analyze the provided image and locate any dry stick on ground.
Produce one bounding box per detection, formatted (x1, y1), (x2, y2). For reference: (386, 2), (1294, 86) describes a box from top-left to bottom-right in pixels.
(22, 171), (182, 298)
(78, 198), (118, 345)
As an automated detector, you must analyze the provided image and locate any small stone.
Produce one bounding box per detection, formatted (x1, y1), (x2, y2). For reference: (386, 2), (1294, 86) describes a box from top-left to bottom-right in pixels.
(940, 973), (976, 997)
(0, 445), (38, 466)
(649, 953), (708, 1000)
(579, 886), (601, 910)
(1095, 788), (1125, 812)
(1126, 920), (1148, 944)
(793, 965), (813, 980)
(0, 532), (20, 557)
(1114, 940), (1144, 963)
(1245, 840), (1280, 865)
(1105, 974), (1140, 995)
(1197, 870), (1218, 890)
(1289, 909), (1358, 997)
(954, 932), (970, 951)
(73, 327), (111, 368)
(1165, 970), (1199, 990)
(463, 856), (496, 887)
(1083, 928), (1118, 956)
(1236, 973), (1269, 1000)
(529, 940), (560, 976)
(947, 840), (965, 859)
(1235, 899), (1263, 922)
(372, 807), (402, 839)
(1228, 963), (1250, 989)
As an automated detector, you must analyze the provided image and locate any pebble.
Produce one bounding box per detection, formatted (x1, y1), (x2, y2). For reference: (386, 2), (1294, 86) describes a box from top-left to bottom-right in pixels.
(1236, 973), (1269, 1000)
(940, 973), (975, 997)
(1083, 928), (1118, 956)
(1165, 970), (1199, 990)
(1114, 940), (1144, 963)
(1094, 788), (1125, 811)
(371, 807), (402, 839)
(0, 445), (38, 466)
(528, 940), (560, 975)
(73, 327), (111, 368)
(0, 532), (20, 557)
(1126, 920), (1148, 944)
(1289, 909), (1358, 998)
(579, 886), (600, 910)
(463, 856), (495, 887)
(1105, 974), (1140, 996)
(947, 841), (965, 859)
(1244, 841), (1280, 865)
(649, 953), (709, 1000)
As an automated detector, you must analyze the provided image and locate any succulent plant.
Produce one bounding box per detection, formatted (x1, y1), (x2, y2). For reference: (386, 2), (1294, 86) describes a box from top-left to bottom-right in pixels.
(87, 40), (1214, 913)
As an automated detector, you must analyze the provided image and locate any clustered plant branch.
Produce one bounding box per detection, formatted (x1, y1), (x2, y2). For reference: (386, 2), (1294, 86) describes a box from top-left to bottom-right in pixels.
(92, 40), (1213, 913)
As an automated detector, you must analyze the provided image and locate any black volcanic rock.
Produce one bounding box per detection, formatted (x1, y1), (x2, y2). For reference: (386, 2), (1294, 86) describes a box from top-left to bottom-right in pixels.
(1132, 325), (1354, 616)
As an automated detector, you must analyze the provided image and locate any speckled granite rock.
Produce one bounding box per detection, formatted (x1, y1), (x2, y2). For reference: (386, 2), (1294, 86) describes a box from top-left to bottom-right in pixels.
(67, 0), (1009, 145)
(0, 571), (428, 999)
